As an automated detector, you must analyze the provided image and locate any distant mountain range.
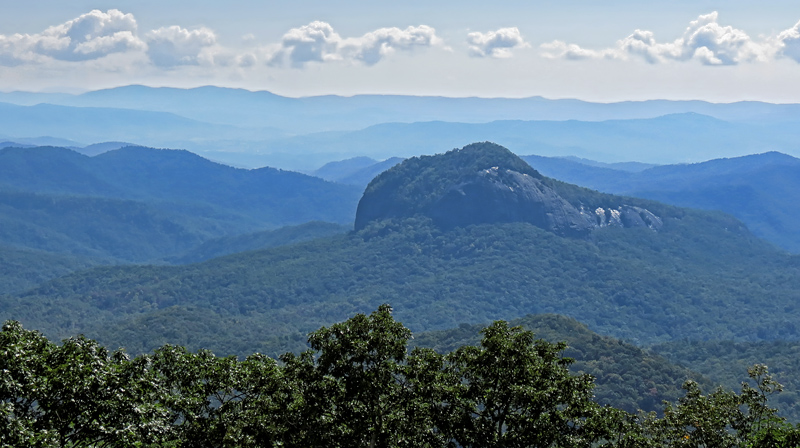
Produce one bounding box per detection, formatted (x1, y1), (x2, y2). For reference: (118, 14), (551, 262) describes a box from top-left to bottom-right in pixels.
(520, 151), (800, 253)
(6, 85), (800, 130)
(3, 85), (800, 170)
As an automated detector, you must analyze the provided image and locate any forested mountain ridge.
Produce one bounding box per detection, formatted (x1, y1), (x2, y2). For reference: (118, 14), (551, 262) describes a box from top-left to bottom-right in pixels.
(521, 151), (800, 252)
(0, 146), (360, 263)
(3, 143), (798, 359)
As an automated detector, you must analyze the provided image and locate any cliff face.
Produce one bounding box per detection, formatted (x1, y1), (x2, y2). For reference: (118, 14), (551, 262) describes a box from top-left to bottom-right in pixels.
(427, 167), (595, 237)
(354, 142), (662, 236)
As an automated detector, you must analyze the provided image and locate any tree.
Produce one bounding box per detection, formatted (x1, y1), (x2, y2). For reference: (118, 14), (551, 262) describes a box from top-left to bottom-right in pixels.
(0, 321), (57, 446)
(305, 304), (414, 447)
(0, 320), (171, 447)
(444, 321), (601, 448)
(645, 364), (800, 448)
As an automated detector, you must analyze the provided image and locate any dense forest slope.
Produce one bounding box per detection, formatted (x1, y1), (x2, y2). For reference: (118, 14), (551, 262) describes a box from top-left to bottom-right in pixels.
(167, 221), (349, 264)
(651, 339), (800, 421)
(414, 313), (711, 414)
(3, 143), (798, 357)
(0, 146), (360, 263)
(0, 245), (99, 294)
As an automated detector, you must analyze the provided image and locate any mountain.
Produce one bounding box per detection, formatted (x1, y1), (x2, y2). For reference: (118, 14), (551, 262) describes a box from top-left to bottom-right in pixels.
(0, 136), (82, 148)
(6, 85), (800, 171)
(558, 156), (657, 172)
(76, 141), (137, 157)
(167, 221), (350, 264)
(0, 141), (35, 149)
(30, 85), (800, 132)
(355, 143), (662, 235)
(3, 143), (798, 358)
(0, 146), (361, 264)
(312, 156), (379, 181)
(521, 151), (800, 253)
(0, 102), (283, 149)
(256, 114), (800, 169)
(315, 157), (405, 186)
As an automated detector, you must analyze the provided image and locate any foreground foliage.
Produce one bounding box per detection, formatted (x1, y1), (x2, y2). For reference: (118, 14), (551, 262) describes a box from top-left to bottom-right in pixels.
(3, 307), (800, 447)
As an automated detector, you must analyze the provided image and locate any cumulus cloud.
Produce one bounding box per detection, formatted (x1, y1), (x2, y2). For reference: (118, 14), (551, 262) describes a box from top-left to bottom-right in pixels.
(542, 12), (780, 65)
(0, 9), (257, 70)
(776, 20), (800, 62)
(540, 40), (619, 61)
(146, 26), (217, 67)
(467, 27), (530, 58)
(0, 9), (145, 66)
(269, 21), (443, 67)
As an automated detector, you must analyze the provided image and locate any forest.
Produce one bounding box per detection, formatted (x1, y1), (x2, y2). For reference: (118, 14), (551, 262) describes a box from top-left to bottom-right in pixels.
(3, 306), (799, 447)
(4, 143), (800, 445)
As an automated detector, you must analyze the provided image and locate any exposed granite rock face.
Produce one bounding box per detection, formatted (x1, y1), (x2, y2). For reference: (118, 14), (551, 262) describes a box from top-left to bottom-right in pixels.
(428, 167), (595, 237)
(353, 142), (662, 237)
(587, 205), (663, 231)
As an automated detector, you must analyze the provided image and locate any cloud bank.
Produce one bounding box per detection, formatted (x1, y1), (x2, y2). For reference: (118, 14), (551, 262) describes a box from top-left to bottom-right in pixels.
(0, 9), (145, 66)
(542, 12), (800, 66)
(268, 21), (444, 67)
(467, 27), (529, 58)
(0, 11), (446, 72)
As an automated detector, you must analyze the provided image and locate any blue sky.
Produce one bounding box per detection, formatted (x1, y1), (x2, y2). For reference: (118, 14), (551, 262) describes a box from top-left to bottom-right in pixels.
(3, 1), (800, 102)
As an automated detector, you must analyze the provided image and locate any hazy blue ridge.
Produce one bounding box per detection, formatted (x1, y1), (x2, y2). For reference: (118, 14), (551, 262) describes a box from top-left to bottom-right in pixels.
(521, 151), (800, 253)
(6, 86), (800, 171)
(253, 114), (800, 170)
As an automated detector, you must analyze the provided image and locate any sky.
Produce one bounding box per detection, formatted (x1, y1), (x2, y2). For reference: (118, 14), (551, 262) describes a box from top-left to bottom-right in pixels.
(3, 1), (800, 102)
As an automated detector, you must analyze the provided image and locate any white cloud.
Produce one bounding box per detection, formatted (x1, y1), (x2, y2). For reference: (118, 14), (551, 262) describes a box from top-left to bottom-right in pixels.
(0, 9), (257, 70)
(269, 21), (443, 67)
(146, 26), (217, 67)
(542, 12), (778, 66)
(270, 21), (341, 66)
(776, 20), (800, 62)
(344, 25), (442, 65)
(0, 9), (145, 66)
(540, 40), (619, 60)
(467, 27), (530, 58)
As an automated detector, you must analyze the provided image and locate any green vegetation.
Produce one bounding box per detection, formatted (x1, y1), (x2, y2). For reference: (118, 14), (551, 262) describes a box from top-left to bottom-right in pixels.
(356, 142), (544, 229)
(0, 145), (360, 264)
(168, 221), (349, 264)
(652, 340), (800, 422)
(413, 314), (712, 415)
(4, 308), (799, 447)
(0, 145), (360, 289)
(3, 142), (798, 368)
(0, 245), (99, 294)
(4, 206), (795, 357)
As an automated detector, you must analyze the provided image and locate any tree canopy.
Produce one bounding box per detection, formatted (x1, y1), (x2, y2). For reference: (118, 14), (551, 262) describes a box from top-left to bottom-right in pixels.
(3, 307), (800, 447)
